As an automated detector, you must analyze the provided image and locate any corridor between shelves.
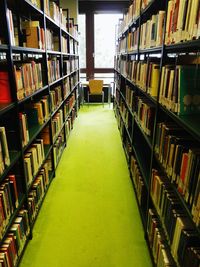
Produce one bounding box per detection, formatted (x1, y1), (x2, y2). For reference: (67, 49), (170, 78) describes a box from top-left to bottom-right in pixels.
(19, 104), (152, 267)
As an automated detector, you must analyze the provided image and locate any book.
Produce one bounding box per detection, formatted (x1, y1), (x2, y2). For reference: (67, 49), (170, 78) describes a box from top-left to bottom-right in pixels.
(0, 71), (12, 103)
(177, 65), (200, 115)
(0, 127), (10, 168)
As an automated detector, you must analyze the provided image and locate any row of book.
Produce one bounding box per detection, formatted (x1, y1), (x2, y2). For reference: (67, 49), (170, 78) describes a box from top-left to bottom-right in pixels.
(21, 20), (45, 50)
(130, 155), (147, 209)
(126, 28), (139, 52)
(63, 58), (79, 75)
(63, 77), (71, 98)
(28, 162), (50, 224)
(71, 72), (79, 88)
(0, 209), (30, 267)
(118, 57), (200, 116)
(47, 58), (60, 83)
(165, 0), (200, 45)
(147, 208), (176, 266)
(118, 0), (200, 47)
(115, 90), (130, 132)
(135, 96), (155, 137)
(118, 0), (155, 36)
(0, 127), (10, 175)
(0, 174), (19, 240)
(118, 0), (140, 36)
(44, 0), (60, 25)
(65, 109), (76, 139)
(50, 85), (62, 112)
(159, 63), (200, 115)
(61, 36), (69, 54)
(118, 59), (160, 98)
(14, 61), (43, 101)
(155, 121), (200, 226)
(140, 11), (165, 49)
(53, 130), (65, 167)
(64, 93), (76, 120)
(24, 139), (45, 188)
(52, 109), (64, 142)
(151, 169), (200, 266)
(117, 86), (155, 137)
(114, 104), (125, 139)
(19, 89), (76, 148)
(68, 20), (79, 40)
(46, 29), (59, 51)
(29, 0), (41, 9)
(124, 85), (135, 112)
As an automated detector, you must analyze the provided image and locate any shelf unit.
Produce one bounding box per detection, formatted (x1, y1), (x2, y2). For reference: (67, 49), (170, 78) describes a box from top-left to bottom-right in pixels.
(0, 0), (79, 265)
(114, 1), (200, 267)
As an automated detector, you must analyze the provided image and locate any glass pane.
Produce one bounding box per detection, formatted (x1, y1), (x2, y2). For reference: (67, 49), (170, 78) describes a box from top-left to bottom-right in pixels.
(94, 14), (123, 68)
(94, 73), (114, 83)
(78, 14), (86, 69)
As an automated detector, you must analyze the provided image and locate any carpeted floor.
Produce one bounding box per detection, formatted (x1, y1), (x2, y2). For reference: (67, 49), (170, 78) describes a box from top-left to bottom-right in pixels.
(19, 104), (152, 267)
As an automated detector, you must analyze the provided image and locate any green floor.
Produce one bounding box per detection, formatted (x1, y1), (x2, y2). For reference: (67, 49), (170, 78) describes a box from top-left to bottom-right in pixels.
(20, 105), (152, 267)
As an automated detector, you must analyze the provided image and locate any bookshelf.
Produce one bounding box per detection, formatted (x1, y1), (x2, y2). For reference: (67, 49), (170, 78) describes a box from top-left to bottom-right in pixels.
(114, 0), (200, 266)
(0, 0), (79, 265)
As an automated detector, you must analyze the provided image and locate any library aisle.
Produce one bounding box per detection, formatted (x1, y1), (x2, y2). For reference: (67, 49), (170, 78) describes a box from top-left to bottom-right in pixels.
(20, 105), (152, 267)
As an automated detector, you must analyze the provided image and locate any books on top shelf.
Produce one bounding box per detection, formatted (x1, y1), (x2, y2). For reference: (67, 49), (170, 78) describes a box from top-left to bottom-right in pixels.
(165, 0), (200, 45)
(7, 9), (15, 46)
(14, 61), (43, 101)
(140, 11), (165, 49)
(117, 0), (141, 36)
(67, 18), (79, 39)
(44, 0), (60, 24)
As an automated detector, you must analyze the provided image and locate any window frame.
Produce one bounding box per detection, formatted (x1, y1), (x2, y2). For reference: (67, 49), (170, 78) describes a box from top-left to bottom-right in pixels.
(79, 1), (129, 80)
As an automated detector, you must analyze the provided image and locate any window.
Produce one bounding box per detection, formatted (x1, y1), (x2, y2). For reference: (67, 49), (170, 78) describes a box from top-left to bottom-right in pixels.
(94, 14), (123, 69)
(78, 14), (86, 69)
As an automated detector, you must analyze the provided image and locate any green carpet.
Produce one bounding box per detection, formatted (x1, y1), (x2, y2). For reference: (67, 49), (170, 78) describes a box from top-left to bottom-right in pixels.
(19, 104), (152, 267)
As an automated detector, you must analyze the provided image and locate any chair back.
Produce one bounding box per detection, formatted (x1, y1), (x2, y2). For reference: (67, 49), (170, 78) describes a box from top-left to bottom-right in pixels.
(89, 80), (103, 94)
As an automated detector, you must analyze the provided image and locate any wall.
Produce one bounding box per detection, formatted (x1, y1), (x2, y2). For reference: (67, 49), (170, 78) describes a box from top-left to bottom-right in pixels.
(60, 0), (78, 24)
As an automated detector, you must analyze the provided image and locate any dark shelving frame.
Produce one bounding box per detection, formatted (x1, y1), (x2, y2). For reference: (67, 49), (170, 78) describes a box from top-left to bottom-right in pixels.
(0, 0), (80, 265)
(114, 0), (200, 266)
